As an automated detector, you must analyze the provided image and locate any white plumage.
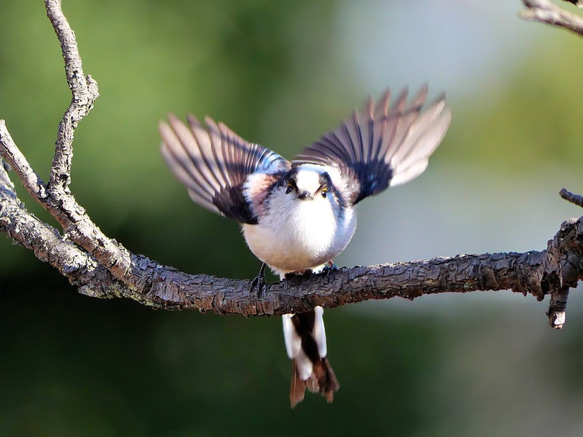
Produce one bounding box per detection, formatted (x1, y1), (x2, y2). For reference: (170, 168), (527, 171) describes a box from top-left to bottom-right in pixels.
(243, 166), (356, 274)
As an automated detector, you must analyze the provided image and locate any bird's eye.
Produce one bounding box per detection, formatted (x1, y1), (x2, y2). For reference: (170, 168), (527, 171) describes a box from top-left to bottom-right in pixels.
(286, 184), (293, 194)
(321, 187), (328, 198)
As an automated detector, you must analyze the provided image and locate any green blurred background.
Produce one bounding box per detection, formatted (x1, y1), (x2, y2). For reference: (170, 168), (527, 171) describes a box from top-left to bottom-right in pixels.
(3, 1), (583, 435)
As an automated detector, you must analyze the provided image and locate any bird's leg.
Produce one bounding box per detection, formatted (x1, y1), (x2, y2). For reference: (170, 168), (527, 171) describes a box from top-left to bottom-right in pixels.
(321, 260), (338, 277)
(250, 262), (268, 297)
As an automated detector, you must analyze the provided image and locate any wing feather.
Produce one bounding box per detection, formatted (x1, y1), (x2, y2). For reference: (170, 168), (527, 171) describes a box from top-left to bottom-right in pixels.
(294, 85), (451, 204)
(160, 114), (290, 223)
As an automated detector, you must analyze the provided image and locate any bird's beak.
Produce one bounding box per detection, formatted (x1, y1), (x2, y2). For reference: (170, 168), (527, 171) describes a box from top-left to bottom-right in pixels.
(298, 191), (313, 200)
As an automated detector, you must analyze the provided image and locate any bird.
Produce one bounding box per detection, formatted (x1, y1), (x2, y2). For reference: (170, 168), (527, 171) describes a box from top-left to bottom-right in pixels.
(159, 85), (451, 407)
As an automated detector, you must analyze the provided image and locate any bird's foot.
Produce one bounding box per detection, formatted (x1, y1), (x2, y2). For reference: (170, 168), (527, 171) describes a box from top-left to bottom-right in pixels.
(250, 263), (268, 298)
(321, 261), (338, 275)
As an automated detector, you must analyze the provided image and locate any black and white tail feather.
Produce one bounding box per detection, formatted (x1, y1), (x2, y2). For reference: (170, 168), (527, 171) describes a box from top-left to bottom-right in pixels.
(159, 86), (451, 407)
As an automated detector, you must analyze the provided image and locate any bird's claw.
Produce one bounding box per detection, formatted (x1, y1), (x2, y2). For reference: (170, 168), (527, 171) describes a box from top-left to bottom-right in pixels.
(250, 263), (268, 298)
(321, 261), (338, 275)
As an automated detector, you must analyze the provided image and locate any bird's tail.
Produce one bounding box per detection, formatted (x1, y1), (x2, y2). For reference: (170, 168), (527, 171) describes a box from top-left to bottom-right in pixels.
(282, 306), (340, 408)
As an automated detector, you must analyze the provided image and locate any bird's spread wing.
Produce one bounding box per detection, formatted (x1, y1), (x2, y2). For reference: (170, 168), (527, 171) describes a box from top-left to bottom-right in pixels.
(293, 85), (451, 205)
(160, 114), (290, 224)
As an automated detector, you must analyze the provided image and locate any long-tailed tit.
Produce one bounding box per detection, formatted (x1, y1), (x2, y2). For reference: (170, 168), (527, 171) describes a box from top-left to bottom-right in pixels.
(159, 85), (451, 407)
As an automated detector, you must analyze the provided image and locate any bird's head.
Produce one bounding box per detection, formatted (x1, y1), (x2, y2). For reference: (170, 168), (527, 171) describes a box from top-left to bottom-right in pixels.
(284, 164), (332, 202)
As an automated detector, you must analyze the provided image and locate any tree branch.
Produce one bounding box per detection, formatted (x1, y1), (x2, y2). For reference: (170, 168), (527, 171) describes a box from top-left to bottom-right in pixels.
(11, 0), (137, 283)
(520, 0), (583, 37)
(1, 0), (583, 331)
(45, 0), (99, 193)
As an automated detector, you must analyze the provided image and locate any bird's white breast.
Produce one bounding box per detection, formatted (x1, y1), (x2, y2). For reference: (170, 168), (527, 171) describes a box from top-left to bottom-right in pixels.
(242, 188), (356, 275)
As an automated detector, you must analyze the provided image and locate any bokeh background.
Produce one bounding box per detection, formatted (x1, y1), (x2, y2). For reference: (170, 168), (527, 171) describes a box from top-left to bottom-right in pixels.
(2, 0), (583, 435)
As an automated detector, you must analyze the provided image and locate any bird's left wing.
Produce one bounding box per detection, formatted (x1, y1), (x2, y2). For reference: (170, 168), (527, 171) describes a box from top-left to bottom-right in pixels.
(160, 114), (290, 224)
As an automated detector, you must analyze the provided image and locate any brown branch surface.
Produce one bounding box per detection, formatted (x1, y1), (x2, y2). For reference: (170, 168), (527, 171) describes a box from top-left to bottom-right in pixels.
(1, 0), (583, 331)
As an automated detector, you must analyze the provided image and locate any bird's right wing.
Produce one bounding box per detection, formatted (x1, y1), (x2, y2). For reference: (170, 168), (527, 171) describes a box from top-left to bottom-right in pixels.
(294, 86), (451, 205)
(160, 114), (290, 224)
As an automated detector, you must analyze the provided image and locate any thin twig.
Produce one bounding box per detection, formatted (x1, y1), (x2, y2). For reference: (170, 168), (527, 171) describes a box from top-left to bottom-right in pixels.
(0, 120), (49, 202)
(547, 286), (569, 329)
(560, 188), (583, 208)
(44, 0), (99, 194)
(520, 0), (583, 37)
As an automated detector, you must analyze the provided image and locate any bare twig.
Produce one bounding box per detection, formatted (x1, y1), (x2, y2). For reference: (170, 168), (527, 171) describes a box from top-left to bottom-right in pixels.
(547, 286), (569, 329)
(0, 121), (49, 202)
(44, 0), (99, 193)
(560, 188), (583, 208)
(520, 0), (583, 37)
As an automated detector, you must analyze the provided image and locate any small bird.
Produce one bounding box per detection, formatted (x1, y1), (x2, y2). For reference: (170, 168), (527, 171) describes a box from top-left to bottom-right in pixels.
(159, 85), (451, 407)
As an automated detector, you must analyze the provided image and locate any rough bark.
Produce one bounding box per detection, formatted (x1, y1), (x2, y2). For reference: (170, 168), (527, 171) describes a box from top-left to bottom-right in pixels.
(1, 0), (583, 329)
